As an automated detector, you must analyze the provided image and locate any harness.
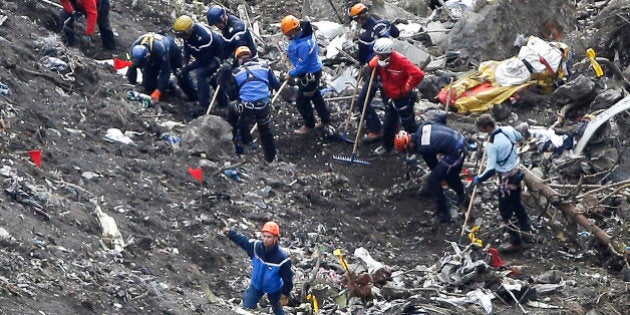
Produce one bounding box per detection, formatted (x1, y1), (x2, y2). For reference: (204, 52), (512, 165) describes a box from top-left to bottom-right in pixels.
(140, 33), (156, 51)
(489, 128), (516, 167)
(237, 64), (267, 88)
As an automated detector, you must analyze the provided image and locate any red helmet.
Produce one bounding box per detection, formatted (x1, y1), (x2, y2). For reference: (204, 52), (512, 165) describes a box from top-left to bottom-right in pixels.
(394, 130), (411, 151)
(262, 221), (280, 236)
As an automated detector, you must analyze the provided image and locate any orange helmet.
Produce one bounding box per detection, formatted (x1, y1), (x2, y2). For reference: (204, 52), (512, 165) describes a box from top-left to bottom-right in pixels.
(235, 46), (252, 59)
(394, 130), (411, 151)
(262, 221), (280, 236)
(281, 15), (300, 35)
(349, 3), (368, 18)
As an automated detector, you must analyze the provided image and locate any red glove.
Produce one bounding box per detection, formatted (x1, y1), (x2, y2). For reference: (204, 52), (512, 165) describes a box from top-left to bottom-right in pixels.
(150, 90), (161, 103)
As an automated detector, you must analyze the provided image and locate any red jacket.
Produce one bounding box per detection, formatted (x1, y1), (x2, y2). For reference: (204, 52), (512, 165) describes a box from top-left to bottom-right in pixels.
(60, 0), (98, 35)
(368, 51), (424, 100)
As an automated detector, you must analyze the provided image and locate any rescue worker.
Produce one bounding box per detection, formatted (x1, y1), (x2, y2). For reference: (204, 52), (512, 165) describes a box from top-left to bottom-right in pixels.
(58, 0), (115, 50)
(349, 2), (400, 143)
(473, 114), (534, 253)
(172, 15), (227, 116)
(281, 15), (332, 134)
(126, 32), (197, 103)
(226, 46), (281, 162)
(367, 38), (424, 155)
(207, 5), (258, 62)
(222, 221), (293, 315)
(394, 125), (467, 223)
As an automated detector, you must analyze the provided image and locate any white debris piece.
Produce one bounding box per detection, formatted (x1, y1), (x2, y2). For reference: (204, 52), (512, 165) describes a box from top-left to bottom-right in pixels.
(104, 128), (135, 145)
(95, 205), (126, 253)
(433, 288), (494, 314)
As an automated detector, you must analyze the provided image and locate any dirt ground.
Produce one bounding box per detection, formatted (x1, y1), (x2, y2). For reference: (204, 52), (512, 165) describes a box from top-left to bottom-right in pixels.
(0, 0), (629, 314)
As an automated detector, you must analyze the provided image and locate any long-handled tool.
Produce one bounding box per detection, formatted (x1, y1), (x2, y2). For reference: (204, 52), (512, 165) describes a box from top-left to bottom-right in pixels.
(339, 70), (363, 144)
(206, 85), (222, 115)
(459, 146), (487, 244)
(332, 67), (376, 166)
(250, 80), (289, 134)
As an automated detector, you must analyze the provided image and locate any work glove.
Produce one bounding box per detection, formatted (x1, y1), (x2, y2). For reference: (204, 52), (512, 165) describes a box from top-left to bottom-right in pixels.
(71, 11), (84, 21)
(221, 59), (233, 71)
(279, 294), (289, 306)
(150, 90), (161, 103)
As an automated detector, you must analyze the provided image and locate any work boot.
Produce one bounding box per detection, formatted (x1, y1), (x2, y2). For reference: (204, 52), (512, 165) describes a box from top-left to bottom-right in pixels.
(362, 131), (383, 144)
(498, 242), (524, 254)
(521, 232), (538, 244)
(294, 125), (312, 135)
(315, 122), (329, 129)
(242, 142), (260, 154)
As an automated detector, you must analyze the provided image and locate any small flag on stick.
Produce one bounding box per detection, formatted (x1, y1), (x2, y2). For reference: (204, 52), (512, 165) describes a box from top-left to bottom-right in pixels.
(28, 150), (42, 168)
(187, 167), (203, 183)
(113, 57), (133, 70)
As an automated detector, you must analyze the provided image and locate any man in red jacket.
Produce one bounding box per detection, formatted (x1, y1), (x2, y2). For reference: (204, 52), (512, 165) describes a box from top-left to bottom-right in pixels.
(59, 0), (115, 50)
(367, 37), (424, 154)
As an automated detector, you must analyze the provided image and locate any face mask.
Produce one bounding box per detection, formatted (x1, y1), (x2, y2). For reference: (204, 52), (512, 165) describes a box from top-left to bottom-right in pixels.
(377, 59), (390, 67)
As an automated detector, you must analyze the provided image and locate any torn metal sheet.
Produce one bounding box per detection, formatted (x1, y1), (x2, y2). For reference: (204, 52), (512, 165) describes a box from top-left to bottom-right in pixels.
(574, 95), (630, 155)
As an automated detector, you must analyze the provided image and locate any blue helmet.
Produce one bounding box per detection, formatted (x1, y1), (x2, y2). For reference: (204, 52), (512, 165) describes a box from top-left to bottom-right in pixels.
(207, 5), (226, 26)
(131, 45), (150, 66)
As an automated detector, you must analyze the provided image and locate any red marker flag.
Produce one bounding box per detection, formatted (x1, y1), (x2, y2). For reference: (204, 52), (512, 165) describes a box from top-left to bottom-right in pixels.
(113, 57), (133, 70)
(187, 167), (203, 183)
(28, 150), (42, 168)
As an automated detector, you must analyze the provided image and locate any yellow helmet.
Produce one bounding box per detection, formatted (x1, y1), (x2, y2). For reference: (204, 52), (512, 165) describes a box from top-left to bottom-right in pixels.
(281, 15), (300, 35)
(235, 46), (252, 59)
(173, 15), (194, 33)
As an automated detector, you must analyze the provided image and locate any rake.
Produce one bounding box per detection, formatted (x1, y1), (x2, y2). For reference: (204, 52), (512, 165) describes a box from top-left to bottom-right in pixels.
(333, 67), (376, 165)
(338, 69), (364, 144)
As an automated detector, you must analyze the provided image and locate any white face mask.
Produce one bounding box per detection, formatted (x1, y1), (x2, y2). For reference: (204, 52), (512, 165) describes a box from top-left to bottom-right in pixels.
(377, 59), (390, 67)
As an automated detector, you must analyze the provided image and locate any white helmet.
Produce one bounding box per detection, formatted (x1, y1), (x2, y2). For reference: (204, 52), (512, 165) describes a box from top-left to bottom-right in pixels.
(373, 37), (393, 54)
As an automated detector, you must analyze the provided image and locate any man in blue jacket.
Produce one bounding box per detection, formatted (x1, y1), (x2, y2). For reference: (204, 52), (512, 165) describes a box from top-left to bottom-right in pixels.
(172, 15), (227, 116)
(126, 32), (197, 103)
(473, 114), (534, 253)
(207, 5), (258, 63)
(394, 122), (467, 224)
(349, 2), (400, 143)
(281, 15), (332, 134)
(225, 46), (281, 162)
(223, 221), (293, 315)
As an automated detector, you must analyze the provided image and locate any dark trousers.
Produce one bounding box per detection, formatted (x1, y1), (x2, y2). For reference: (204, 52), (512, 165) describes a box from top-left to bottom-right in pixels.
(295, 71), (331, 128)
(428, 158), (465, 222)
(195, 65), (227, 112)
(498, 172), (532, 245)
(242, 285), (284, 315)
(60, 0), (115, 50)
(356, 78), (383, 133)
(228, 100), (276, 162)
(382, 91), (418, 151)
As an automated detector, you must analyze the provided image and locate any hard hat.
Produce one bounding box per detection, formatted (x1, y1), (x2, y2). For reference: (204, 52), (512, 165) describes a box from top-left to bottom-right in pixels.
(131, 45), (150, 66)
(394, 130), (411, 151)
(349, 3), (368, 18)
(281, 15), (300, 35)
(207, 5), (226, 26)
(373, 37), (394, 54)
(261, 221), (280, 236)
(173, 15), (194, 33)
(235, 46), (252, 59)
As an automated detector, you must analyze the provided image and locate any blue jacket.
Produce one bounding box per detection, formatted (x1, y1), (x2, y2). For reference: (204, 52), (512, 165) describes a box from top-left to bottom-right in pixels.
(219, 14), (258, 60)
(478, 126), (522, 181)
(183, 23), (224, 71)
(357, 16), (400, 65)
(127, 33), (177, 92)
(411, 122), (465, 169)
(287, 21), (322, 77)
(227, 230), (293, 296)
(234, 59), (281, 102)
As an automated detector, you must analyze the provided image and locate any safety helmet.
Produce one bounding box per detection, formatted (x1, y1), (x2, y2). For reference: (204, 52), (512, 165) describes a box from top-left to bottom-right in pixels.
(261, 221), (280, 236)
(349, 3), (368, 18)
(281, 15), (300, 35)
(173, 15), (194, 33)
(207, 5), (226, 26)
(394, 130), (411, 151)
(373, 37), (394, 54)
(131, 45), (150, 66)
(234, 46), (252, 59)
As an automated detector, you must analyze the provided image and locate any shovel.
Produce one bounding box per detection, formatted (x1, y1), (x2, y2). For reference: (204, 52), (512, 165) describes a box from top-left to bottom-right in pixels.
(332, 67), (376, 166)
